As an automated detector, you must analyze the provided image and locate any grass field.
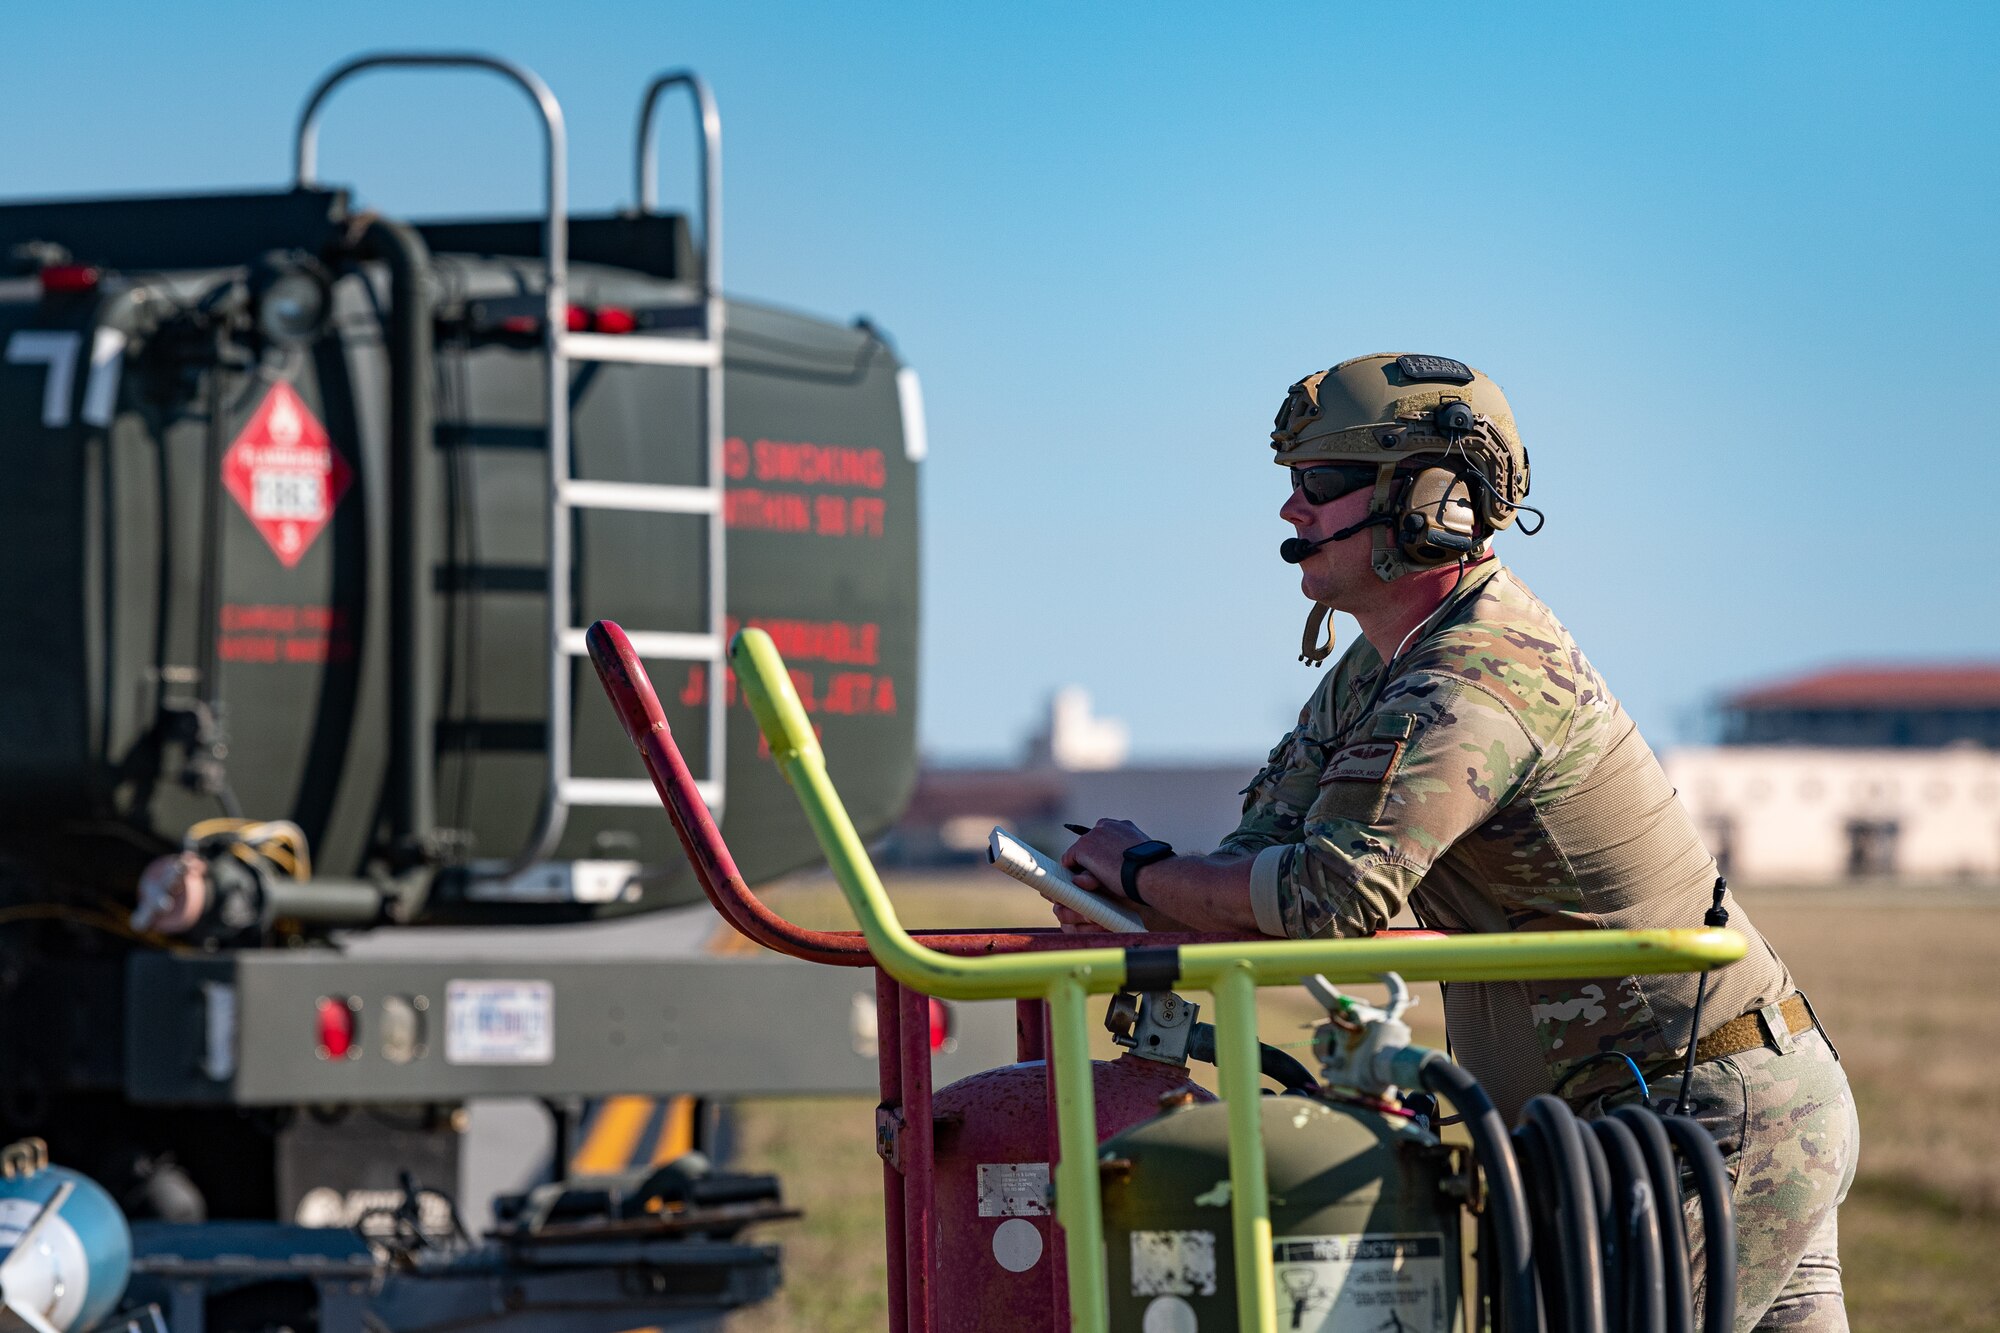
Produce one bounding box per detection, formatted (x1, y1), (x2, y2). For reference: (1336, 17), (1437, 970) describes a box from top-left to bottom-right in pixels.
(723, 873), (2000, 1332)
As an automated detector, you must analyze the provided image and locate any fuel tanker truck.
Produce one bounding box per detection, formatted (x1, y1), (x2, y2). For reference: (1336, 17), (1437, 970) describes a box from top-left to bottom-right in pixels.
(0, 54), (1013, 1331)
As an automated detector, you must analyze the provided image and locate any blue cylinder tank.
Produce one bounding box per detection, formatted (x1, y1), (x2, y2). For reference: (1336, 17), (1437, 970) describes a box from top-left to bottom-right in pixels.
(0, 1141), (132, 1333)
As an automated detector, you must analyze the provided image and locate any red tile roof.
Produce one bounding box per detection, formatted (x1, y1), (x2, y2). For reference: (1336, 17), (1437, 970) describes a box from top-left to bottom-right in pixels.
(1729, 664), (2000, 709)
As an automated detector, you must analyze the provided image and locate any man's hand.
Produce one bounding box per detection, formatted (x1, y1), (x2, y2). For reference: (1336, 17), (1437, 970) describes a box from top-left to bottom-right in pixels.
(1061, 818), (1148, 896)
(1052, 819), (1149, 933)
(1050, 903), (1111, 933)
(1056, 823), (1263, 936)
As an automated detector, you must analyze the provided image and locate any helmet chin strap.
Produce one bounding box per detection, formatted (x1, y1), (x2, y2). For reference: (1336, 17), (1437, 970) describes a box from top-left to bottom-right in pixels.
(1299, 602), (1336, 667)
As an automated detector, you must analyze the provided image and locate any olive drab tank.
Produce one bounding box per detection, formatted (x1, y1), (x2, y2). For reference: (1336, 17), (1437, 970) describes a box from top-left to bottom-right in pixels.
(0, 186), (922, 919)
(1097, 1095), (1464, 1333)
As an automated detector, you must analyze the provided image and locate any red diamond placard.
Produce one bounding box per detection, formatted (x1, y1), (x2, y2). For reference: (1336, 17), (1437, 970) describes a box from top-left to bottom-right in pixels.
(222, 381), (353, 568)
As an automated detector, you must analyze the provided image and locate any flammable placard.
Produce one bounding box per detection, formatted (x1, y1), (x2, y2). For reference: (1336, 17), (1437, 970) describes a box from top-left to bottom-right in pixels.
(222, 380), (353, 568)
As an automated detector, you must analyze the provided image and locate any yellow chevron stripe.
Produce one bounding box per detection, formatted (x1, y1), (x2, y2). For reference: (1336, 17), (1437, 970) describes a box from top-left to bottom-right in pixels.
(651, 1095), (698, 1163)
(571, 1095), (655, 1174)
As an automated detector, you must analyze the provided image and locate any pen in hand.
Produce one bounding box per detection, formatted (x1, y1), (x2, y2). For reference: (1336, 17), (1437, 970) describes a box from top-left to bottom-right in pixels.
(1063, 823), (1092, 836)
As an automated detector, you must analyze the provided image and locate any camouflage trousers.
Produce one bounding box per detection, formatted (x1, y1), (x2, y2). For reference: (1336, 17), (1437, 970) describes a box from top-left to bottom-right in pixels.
(1601, 1023), (1859, 1331)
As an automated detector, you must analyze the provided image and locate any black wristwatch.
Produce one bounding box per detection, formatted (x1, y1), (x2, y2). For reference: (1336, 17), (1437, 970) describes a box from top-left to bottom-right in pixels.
(1121, 840), (1175, 905)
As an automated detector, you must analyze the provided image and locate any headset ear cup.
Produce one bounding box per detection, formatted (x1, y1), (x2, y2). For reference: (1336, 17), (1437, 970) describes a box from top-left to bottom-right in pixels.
(1396, 468), (1481, 564)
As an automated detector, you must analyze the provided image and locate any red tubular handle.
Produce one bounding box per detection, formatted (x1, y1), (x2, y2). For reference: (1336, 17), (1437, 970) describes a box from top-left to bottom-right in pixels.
(583, 620), (1444, 965)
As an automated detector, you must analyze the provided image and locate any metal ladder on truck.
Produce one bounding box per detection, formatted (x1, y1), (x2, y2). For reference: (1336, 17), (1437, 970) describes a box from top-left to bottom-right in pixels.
(294, 54), (730, 876)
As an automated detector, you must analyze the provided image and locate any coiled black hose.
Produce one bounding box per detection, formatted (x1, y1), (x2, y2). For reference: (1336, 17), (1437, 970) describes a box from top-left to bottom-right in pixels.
(1459, 1086), (1733, 1333)
(1664, 1112), (1738, 1333)
(1416, 1056), (1537, 1333)
(1520, 1095), (1608, 1333)
(1612, 1104), (1694, 1333)
(1593, 1115), (1667, 1333)
(1577, 1118), (1619, 1316)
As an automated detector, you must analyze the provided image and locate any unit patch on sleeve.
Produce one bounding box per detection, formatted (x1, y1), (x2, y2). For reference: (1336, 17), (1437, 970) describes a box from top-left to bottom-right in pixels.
(1318, 739), (1403, 785)
(1319, 713), (1416, 788)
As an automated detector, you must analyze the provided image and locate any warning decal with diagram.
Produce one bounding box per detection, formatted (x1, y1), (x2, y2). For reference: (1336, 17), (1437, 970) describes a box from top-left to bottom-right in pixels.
(222, 380), (352, 568)
(1270, 1233), (1448, 1332)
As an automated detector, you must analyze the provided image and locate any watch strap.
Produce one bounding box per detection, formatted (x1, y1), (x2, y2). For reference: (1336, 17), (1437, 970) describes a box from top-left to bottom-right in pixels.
(1121, 842), (1174, 905)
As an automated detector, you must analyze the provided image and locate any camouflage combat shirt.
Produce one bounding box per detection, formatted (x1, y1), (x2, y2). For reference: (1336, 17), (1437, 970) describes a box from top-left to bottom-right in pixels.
(1221, 559), (1793, 1118)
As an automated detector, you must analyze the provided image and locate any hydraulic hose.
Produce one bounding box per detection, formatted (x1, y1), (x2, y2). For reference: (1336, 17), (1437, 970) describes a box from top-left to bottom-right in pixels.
(1479, 1085), (1728, 1333)
(1514, 1115), (1566, 1328)
(1664, 1113), (1738, 1333)
(1185, 1023), (1319, 1094)
(349, 216), (437, 865)
(1257, 1043), (1318, 1094)
(1577, 1118), (1619, 1317)
(1520, 1095), (1608, 1333)
(1416, 1056), (1536, 1333)
(1593, 1115), (1667, 1333)
(1612, 1105), (1694, 1333)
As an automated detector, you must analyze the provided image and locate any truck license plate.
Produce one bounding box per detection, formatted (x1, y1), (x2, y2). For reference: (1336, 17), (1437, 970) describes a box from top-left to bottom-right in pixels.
(444, 980), (554, 1065)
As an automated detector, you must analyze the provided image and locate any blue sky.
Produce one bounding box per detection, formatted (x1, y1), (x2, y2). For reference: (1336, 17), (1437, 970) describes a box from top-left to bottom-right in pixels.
(6, 3), (1996, 761)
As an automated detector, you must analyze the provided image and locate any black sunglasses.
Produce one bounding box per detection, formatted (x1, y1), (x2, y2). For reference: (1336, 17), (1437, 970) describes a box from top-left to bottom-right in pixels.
(1289, 463), (1380, 506)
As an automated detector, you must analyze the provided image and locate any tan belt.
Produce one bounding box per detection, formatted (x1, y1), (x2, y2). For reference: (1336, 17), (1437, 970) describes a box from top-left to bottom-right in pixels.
(1691, 993), (1812, 1065)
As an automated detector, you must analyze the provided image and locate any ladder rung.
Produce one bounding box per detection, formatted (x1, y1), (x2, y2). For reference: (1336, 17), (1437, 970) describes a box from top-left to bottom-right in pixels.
(560, 629), (721, 659)
(558, 480), (721, 514)
(563, 332), (721, 367)
(561, 777), (719, 807)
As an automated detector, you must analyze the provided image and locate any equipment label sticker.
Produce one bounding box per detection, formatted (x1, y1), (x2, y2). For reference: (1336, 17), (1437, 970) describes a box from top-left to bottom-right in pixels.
(977, 1162), (1050, 1216)
(1131, 1229), (1217, 1297)
(0, 1197), (49, 1247)
(444, 980), (554, 1065)
(222, 380), (352, 569)
(1271, 1233), (1448, 1332)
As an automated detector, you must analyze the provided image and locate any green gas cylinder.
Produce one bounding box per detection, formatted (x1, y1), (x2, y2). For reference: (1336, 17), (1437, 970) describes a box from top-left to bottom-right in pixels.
(1098, 1094), (1463, 1333)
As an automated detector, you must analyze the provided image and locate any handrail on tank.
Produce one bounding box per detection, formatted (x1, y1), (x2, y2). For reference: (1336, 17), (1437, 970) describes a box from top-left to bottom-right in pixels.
(634, 70), (722, 297)
(629, 72), (729, 824)
(725, 626), (1748, 1333)
(293, 53), (576, 873)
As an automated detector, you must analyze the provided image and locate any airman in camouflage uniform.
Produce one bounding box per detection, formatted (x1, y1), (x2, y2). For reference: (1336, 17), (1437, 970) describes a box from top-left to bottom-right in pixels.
(1058, 355), (1859, 1330)
(1223, 554), (1858, 1330)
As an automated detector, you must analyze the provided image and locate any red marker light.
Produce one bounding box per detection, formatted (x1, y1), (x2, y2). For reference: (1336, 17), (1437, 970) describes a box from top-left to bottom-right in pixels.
(565, 304), (592, 333)
(316, 996), (358, 1060)
(40, 264), (101, 294)
(592, 306), (637, 335)
(498, 314), (539, 337)
(928, 997), (954, 1053)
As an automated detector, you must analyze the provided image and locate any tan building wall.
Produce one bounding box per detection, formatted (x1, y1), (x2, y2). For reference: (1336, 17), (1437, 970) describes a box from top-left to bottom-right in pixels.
(1664, 746), (2000, 884)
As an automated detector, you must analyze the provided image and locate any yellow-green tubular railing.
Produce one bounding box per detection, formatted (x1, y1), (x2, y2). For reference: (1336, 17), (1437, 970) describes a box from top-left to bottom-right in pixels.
(730, 629), (1746, 1333)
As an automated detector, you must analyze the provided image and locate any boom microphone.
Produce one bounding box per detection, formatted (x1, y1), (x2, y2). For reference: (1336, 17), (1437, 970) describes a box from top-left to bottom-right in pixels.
(1279, 512), (1391, 564)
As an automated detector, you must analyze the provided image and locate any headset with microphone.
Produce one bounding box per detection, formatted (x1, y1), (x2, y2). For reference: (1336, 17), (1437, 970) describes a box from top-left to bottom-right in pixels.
(1279, 464), (1484, 567)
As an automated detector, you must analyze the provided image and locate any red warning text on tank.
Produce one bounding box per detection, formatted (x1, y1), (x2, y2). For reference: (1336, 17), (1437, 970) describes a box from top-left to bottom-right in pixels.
(221, 381), (353, 569)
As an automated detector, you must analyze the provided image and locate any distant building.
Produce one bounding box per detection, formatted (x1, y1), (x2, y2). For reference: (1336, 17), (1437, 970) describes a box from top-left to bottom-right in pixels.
(887, 767), (1069, 865)
(1718, 664), (2000, 747)
(1669, 664), (2000, 885)
(1665, 745), (2000, 883)
(880, 688), (1253, 868)
(1025, 687), (1130, 771)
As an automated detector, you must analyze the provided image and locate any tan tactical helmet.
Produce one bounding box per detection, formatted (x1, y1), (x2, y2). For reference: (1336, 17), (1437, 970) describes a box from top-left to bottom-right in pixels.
(1271, 353), (1536, 664)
